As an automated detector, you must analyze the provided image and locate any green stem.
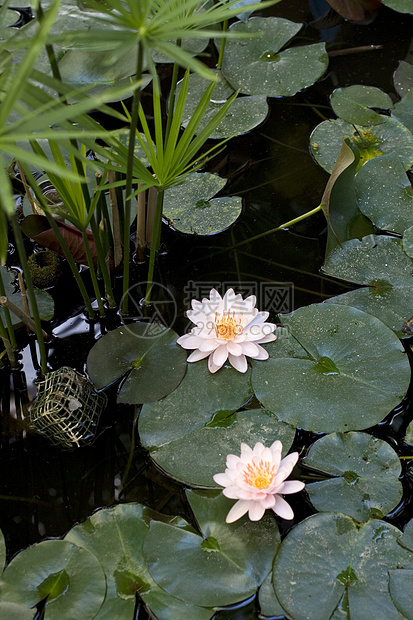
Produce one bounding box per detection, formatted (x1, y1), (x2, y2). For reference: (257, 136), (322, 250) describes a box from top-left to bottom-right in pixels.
(145, 188), (164, 305)
(89, 214), (116, 307)
(0, 270), (17, 349)
(81, 230), (105, 316)
(122, 42), (144, 314)
(0, 314), (16, 367)
(217, 19), (228, 69)
(10, 214), (48, 375)
(165, 39), (182, 143)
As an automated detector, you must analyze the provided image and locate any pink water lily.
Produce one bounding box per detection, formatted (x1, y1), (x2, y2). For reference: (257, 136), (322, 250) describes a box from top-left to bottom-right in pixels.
(213, 441), (305, 523)
(176, 288), (277, 373)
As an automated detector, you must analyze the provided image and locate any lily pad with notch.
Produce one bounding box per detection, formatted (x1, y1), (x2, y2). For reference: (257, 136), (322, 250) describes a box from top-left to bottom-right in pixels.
(86, 323), (187, 404)
(330, 86), (393, 126)
(251, 303), (410, 433)
(322, 235), (413, 337)
(143, 490), (280, 607)
(0, 539), (106, 620)
(273, 512), (413, 620)
(221, 17), (328, 97)
(310, 116), (413, 173)
(394, 60), (413, 98)
(304, 432), (403, 522)
(163, 172), (242, 235)
(65, 503), (213, 620)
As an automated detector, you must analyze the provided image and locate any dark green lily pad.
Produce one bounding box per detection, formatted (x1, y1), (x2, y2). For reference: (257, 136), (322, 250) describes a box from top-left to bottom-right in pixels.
(86, 323), (187, 404)
(221, 17), (328, 97)
(0, 540), (106, 620)
(258, 571), (286, 618)
(273, 512), (413, 620)
(322, 235), (413, 337)
(304, 432), (403, 522)
(143, 490), (280, 607)
(382, 0), (413, 12)
(0, 603), (35, 620)
(251, 303), (410, 433)
(389, 568), (413, 620)
(310, 116), (413, 173)
(0, 266), (54, 327)
(330, 86), (393, 126)
(393, 89), (413, 133)
(355, 153), (413, 234)
(394, 61), (413, 98)
(65, 503), (213, 620)
(174, 70), (268, 139)
(403, 225), (413, 257)
(141, 405), (295, 487)
(163, 172), (242, 235)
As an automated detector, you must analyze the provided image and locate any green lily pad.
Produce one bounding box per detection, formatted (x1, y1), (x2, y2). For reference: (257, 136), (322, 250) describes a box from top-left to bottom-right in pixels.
(355, 153), (413, 234)
(0, 527), (5, 574)
(403, 225), (413, 257)
(258, 571), (286, 618)
(389, 568), (413, 619)
(0, 603), (36, 620)
(273, 512), (413, 620)
(163, 172), (242, 235)
(65, 503), (213, 620)
(251, 303), (410, 433)
(393, 89), (413, 133)
(0, 540), (106, 620)
(143, 490), (280, 607)
(174, 70), (268, 139)
(310, 116), (413, 173)
(86, 323), (187, 404)
(330, 86), (393, 126)
(322, 235), (413, 337)
(394, 61), (413, 98)
(382, 0), (413, 12)
(141, 405), (295, 487)
(0, 10), (20, 29)
(0, 266), (54, 327)
(304, 432), (403, 522)
(221, 17), (328, 97)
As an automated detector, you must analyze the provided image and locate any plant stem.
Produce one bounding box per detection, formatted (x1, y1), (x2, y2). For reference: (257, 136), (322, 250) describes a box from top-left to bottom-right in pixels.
(122, 42), (144, 314)
(165, 40), (182, 143)
(81, 230), (105, 316)
(89, 214), (116, 307)
(0, 315), (16, 367)
(217, 20), (228, 69)
(145, 188), (164, 305)
(0, 270), (17, 349)
(10, 213), (48, 375)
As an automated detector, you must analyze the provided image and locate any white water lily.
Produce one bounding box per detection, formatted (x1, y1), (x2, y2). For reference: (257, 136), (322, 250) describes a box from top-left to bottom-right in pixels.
(176, 288), (277, 373)
(213, 441), (305, 523)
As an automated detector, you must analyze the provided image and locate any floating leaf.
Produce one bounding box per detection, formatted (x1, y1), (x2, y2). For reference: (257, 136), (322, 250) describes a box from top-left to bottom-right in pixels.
(355, 153), (413, 234)
(322, 235), (413, 337)
(392, 89), (413, 133)
(382, 0), (413, 12)
(174, 70), (268, 139)
(0, 528), (5, 574)
(393, 60), (413, 98)
(251, 304), (410, 433)
(330, 86), (393, 126)
(86, 323), (187, 404)
(143, 490), (280, 607)
(65, 503), (212, 620)
(389, 568), (413, 620)
(163, 172), (242, 235)
(0, 540), (106, 620)
(0, 603), (35, 620)
(0, 265), (54, 327)
(304, 432), (403, 522)
(403, 225), (413, 257)
(221, 17), (328, 97)
(273, 512), (413, 620)
(310, 116), (413, 173)
(258, 571), (286, 618)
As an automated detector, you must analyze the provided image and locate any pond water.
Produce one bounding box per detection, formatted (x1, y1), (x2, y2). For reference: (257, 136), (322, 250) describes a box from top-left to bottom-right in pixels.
(1, 1), (413, 619)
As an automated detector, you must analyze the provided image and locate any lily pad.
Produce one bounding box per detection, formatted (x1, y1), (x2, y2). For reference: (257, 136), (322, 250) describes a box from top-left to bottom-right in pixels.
(258, 571), (286, 618)
(330, 86), (393, 126)
(0, 527), (5, 574)
(273, 512), (413, 620)
(143, 490), (280, 607)
(163, 172), (242, 235)
(86, 323), (187, 404)
(355, 153), (413, 234)
(65, 503), (213, 620)
(221, 17), (328, 97)
(393, 89), (413, 134)
(322, 235), (413, 337)
(0, 266), (54, 327)
(389, 568), (413, 620)
(403, 225), (413, 257)
(382, 0), (413, 12)
(0, 603), (35, 620)
(174, 71), (268, 139)
(394, 60), (413, 98)
(141, 405), (295, 487)
(0, 539), (106, 620)
(304, 432), (403, 522)
(251, 303), (410, 433)
(310, 116), (413, 173)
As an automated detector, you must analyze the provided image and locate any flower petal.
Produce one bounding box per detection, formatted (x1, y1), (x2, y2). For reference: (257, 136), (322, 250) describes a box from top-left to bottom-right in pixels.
(187, 349), (210, 362)
(227, 341), (243, 356)
(282, 480), (305, 494)
(176, 335), (205, 349)
(226, 499), (251, 523)
(212, 345), (228, 368)
(228, 352), (248, 373)
(248, 501), (266, 521)
(240, 341), (260, 357)
(272, 495), (294, 520)
(213, 473), (231, 487)
(260, 494), (276, 509)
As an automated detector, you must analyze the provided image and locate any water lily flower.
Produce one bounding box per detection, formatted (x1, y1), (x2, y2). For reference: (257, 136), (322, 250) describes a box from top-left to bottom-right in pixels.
(176, 288), (277, 373)
(213, 441), (305, 523)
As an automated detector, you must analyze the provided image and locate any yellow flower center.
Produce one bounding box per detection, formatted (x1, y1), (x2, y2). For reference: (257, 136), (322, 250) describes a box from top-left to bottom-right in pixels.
(214, 311), (243, 340)
(243, 459), (276, 490)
